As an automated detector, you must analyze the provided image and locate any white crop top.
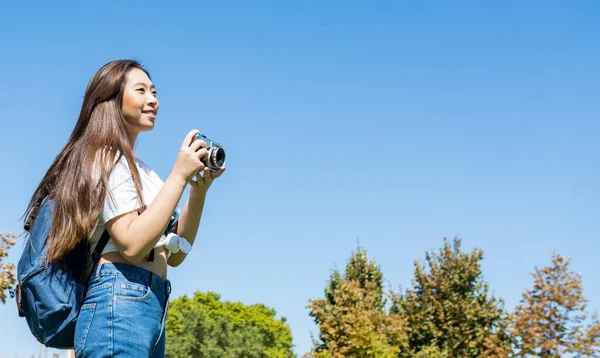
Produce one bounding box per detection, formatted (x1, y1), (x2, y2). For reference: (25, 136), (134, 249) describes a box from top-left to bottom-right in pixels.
(88, 152), (178, 255)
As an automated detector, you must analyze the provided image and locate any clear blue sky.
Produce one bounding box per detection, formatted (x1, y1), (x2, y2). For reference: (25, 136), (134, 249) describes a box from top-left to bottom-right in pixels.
(1, 1), (599, 357)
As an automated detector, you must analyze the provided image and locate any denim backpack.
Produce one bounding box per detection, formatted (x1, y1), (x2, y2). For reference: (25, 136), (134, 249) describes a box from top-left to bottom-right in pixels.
(14, 199), (109, 349)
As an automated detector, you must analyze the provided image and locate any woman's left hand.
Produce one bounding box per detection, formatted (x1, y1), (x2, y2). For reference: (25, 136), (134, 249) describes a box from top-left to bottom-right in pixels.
(189, 166), (226, 195)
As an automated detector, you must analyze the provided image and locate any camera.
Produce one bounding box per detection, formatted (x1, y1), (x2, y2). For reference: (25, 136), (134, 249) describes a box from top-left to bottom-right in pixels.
(195, 133), (226, 172)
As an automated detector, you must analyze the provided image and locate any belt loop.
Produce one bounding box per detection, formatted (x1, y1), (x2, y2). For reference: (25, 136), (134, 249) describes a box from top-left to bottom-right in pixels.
(149, 271), (154, 289)
(93, 262), (101, 279)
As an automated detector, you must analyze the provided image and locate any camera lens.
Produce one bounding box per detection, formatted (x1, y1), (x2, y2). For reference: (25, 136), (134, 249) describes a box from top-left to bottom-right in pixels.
(207, 147), (226, 169)
(213, 147), (226, 167)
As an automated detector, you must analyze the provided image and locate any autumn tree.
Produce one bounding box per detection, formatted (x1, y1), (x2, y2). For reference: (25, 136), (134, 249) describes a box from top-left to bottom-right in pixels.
(306, 246), (408, 357)
(511, 252), (600, 357)
(0, 232), (17, 304)
(393, 237), (511, 357)
(166, 291), (294, 358)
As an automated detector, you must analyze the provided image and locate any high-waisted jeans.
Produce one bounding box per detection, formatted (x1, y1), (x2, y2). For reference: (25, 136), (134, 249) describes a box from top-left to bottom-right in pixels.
(74, 262), (171, 357)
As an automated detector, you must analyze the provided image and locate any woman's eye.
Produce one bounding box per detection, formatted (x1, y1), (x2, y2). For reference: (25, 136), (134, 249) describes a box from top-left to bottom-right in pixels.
(136, 88), (145, 93)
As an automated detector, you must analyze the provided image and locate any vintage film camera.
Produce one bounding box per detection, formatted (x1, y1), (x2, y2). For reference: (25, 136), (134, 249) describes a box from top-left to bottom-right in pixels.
(195, 133), (226, 172)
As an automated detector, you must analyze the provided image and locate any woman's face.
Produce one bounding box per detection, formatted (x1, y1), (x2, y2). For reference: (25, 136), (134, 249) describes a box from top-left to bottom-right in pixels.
(121, 68), (159, 137)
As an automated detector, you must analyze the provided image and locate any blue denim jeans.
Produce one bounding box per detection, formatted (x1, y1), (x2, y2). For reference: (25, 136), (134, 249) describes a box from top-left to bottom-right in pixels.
(74, 262), (171, 357)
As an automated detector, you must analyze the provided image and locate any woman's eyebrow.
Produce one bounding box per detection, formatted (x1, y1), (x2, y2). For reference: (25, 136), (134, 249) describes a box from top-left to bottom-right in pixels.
(132, 82), (156, 89)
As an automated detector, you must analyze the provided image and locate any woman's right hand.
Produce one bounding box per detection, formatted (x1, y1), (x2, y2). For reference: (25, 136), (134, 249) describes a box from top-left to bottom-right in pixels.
(172, 129), (208, 183)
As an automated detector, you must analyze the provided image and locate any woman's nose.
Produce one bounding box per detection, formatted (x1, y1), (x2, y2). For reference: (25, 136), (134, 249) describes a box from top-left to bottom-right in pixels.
(146, 95), (158, 106)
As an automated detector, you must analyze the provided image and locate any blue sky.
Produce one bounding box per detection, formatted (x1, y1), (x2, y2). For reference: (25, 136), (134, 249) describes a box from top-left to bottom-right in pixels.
(1, 1), (599, 356)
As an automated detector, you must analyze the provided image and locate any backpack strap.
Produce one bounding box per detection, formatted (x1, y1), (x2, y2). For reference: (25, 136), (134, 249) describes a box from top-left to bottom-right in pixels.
(80, 229), (111, 285)
(91, 229), (110, 264)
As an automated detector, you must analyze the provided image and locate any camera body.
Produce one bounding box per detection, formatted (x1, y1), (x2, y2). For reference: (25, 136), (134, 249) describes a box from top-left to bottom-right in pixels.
(196, 133), (226, 172)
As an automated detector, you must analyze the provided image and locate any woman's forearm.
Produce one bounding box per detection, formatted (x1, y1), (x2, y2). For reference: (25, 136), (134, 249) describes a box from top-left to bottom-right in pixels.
(117, 172), (187, 262)
(178, 190), (206, 243)
(168, 190), (206, 266)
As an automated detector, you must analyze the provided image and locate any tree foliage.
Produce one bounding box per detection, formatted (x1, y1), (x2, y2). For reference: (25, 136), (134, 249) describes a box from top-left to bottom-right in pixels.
(511, 252), (600, 357)
(0, 232), (17, 304)
(165, 291), (294, 358)
(306, 246), (408, 357)
(392, 237), (511, 357)
(307, 239), (600, 358)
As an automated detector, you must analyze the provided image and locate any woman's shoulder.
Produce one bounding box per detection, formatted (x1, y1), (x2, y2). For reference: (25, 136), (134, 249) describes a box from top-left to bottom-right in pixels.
(134, 156), (165, 184)
(135, 156), (150, 169)
(93, 148), (163, 184)
(134, 156), (156, 175)
(101, 149), (147, 172)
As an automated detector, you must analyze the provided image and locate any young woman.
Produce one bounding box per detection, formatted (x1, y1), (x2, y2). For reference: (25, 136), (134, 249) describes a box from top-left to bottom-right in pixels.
(21, 59), (225, 357)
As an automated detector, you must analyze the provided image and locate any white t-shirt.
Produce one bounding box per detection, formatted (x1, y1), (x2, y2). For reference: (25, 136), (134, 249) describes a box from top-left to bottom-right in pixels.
(88, 153), (176, 255)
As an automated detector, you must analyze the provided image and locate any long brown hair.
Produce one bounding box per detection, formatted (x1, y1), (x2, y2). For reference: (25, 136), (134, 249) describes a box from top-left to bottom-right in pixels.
(22, 60), (148, 263)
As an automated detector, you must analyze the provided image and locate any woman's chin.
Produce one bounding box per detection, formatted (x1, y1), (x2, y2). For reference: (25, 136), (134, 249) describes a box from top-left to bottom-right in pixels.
(141, 120), (155, 131)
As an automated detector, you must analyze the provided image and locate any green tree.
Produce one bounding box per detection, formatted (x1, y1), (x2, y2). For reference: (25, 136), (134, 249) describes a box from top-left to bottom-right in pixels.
(166, 291), (294, 358)
(0, 232), (17, 304)
(394, 237), (511, 357)
(306, 246), (408, 357)
(511, 253), (600, 357)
